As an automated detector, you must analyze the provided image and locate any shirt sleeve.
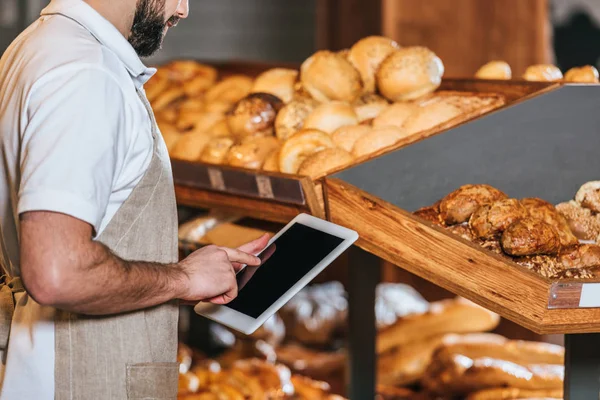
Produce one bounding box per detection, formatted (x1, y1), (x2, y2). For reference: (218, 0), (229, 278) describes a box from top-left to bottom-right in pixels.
(18, 66), (129, 233)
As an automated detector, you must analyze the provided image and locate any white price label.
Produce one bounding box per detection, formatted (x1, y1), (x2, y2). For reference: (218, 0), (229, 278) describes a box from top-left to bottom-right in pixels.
(207, 168), (225, 191)
(256, 175), (274, 199)
(579, 283), (600, 308)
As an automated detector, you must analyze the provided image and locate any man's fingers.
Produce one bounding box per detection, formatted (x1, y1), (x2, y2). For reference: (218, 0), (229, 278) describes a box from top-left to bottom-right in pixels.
(221, 247), (261, 266)
(237, 234), (270, 255)
(207, 287), (237, 305)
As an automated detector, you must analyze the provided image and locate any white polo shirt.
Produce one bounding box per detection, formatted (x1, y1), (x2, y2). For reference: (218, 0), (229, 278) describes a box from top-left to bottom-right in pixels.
(0, 0), (156, 397)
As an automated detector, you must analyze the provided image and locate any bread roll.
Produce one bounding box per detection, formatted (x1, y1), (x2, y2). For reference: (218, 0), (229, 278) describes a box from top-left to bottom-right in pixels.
(276, 345), (346, 377)
(262, 149), (280, 172)
(178, 109), (224, 132)
(352, 126), (408, 158)
(158, 122), (181, 152)
(377, 47), (444, 101)
(178, 371), (200, 395)
(348, 36), (400, 93)
(251, 68), (299, 103)
(144, 72), (169, 103)
(564, 65), (599, 83)
(402, 100), (462, 135)
(353, 93), (390, 122)
(556, 200), (600, 241)
(199, 137), (235, 165)
(290, 375), (332, 400)
(297, 148), (354, 179)
(377, 298), (500, 354)
(164, 60), (204, 82)
(183, 64), (218, 97)
(475, 61), (512, 80)
(203, 101), (233, 115)
(439, 184), (508, 225)
(206, 119), (231, 138)
(469, 199), (529, 239)
(275, 98), (319, 140)
(171, 132), (212, 161)
(300, 50), (363, 102)
(304, 101), (359, 134)
(152, 86), (185, 111)
(226, 136), (280, 170)
(575, 181), (600, 212)
(521, 197), (578, 247)
(226, 93), (283, 139)
(204, 75), (254, 104)
(522, 65), (563, 82)
(373, 102), (420, 128)
(467, 387), (563, 400)
(501, 217), (562, 256)
(157, 106), (178, 123)
(332, 125), (371, 152)
(278, 129), (335, 174)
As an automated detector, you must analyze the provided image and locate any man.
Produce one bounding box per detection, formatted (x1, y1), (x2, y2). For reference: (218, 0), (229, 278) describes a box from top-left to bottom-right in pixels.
(0, 0), (268, 398)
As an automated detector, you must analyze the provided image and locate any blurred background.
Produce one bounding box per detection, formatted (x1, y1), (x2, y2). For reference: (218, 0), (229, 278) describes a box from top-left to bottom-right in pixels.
(1, 0), (600, 76)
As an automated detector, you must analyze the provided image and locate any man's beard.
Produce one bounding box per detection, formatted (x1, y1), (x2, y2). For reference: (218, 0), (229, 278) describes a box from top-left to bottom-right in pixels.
(128, 0), (179, 58)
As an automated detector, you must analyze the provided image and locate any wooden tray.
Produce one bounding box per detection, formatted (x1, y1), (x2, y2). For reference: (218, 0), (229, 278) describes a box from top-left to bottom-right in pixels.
(326, 84), (600, 334)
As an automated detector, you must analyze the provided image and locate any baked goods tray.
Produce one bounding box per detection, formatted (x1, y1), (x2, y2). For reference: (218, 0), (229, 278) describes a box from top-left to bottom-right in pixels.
(326, 84), (600, 334)
(172, 78), (552, 223)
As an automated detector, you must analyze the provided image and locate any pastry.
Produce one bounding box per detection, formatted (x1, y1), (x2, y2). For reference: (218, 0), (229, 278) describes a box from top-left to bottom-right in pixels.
(521, 198), (578, 247)
(375, 283), (430, 330)
(278, 129), (335, 174)
(331, 125), (372, 152)
(180, 112), (223, 134)
(372, 102), (420, 128)
(347, 36), (400, 93)
(475, 61), (512, 80)
(402, 100), (463, 135)
(144, 71), (170, 103)
(204, 101), (233, 115)
(353, 93), (390, 123)
(171, 132), (212, 161)
(522, 65), (563, 82)
(575, 181), (600, 212)
(556, 200), (600, 241)
(501, 218), (561, 256)
(469, 199), (529, 239)
(290, 375), (332, 400)
(303, 101), (359, 134)
(231, 359), (295, 398)
(351, 126), (408, 158)
(297, 148), (354, 179)
(275, 98), (319, 141)
(377, 46), (444, 101)
(414, 203), (445, 227)
(164, 60), (206, 82)
(564, 65), (599, 83)
(151, 86), (185, 111)
(558, 244), (600, 269)
(375, 385), (416, 400)
(300, 50), (363, 102)
(226, 93), (283, 139)
(178, 343), (194, 374)
(251, 68), (299, 103)
(439, 185), (508, 225)
(377, 298), (499, 354)
(199, 137), (235, 165)
(467, 387), (563, 400)
(206, 119), (232, 138)
(179, 371), (201, 395)
(158, 122), (181, 152)
(226, 136), (280, 170)
(276, 344), (346, 377)
(182, 64), (218, 97)
(262, 149), (280, 172)
(204, 75), (254, 104)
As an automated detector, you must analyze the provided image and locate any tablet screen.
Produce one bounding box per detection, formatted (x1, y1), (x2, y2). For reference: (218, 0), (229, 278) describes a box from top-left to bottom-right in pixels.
(225, 223), (344, 318)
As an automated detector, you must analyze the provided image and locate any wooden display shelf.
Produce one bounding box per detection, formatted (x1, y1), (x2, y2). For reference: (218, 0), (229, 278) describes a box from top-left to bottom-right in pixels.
(326, 84), (600, 335)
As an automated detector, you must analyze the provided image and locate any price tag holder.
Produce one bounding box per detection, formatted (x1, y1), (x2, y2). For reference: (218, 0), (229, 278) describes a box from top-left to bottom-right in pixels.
(208, 168), (226, 191)
(256, 175), (275, 199)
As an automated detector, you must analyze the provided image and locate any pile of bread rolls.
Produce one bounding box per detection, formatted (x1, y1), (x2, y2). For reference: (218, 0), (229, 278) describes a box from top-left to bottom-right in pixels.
(148, 37), (503, 179)
(557, 181), (600, 244)
(475, 60), (599, 83)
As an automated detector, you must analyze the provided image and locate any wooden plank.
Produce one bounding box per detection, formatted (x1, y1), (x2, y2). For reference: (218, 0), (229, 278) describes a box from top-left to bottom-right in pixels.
(439, 80), (559, 104)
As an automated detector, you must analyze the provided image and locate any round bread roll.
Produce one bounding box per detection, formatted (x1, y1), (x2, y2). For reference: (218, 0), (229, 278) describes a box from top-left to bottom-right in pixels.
(522, 64), (563, 82)
(206, 119), (231, 138)
(158, 122), (181, 152)
(300, 50), (363, 102)
(331, 125), (372, 152)
(251, 68), (299, 103)
(352, 126), (408, 158)
(373, 102), (420, 128)
(164, 60), (203, 82)
(181, 113), (223, 135)
(226, 136), (280, 170)
(278, 129), (335, 174)
(403, 101), (462, 135)
(297, 148), (354, 179)
(179, 98), (205, 113)
(183, 64), (218, 97)
(353, 93), (390, 122)
(575, 181), (600, 212)
(348, 36), (400, 93)
(171, 132), (212, 161)
(144, 72), (169, 103)
(303, 101), (359, 134)
(274, 98), (319, 140)
(199, 137), (235, 165)
(204, 75), (254, 104)
(226, 93), (283, 140)
(564, 65), (600, 83)
(475, 61), (512, 80)
(262, 149), (280, 172)
(377, 46), (444, 101)
(151, 86), (185, 112)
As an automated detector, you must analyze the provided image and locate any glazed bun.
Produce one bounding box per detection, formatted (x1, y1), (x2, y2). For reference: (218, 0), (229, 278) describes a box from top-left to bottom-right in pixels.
(278, 129), (335, 174)
(297, 148), (354, 179)
(522, 65), (563, 82)
(475, 61), (512, 80)
(226, 93), (284, 140)
(204, 75), (254, 104)
(377, 46), (444, 101)
(353, 94), (390, 123)
(352, 126), (408, 158)
(373, 102), (420, 128)
(304, 101), (359, 134)
(403, 101), (462, 135)
(300, 50), (363, 102)
(275, 98), (319, 140)
(331, 125), (372, 152)
(348, 36), (400, 93)
(199, 137), (235, 164)
(251, 68), (299, 103)
(564, 65), (599, 83)
(226, 136), (280, 170)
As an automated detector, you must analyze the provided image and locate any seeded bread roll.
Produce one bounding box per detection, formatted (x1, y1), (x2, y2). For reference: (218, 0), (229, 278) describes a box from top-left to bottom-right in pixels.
(275, 98), (319, 140)
(475, 61), (512, 80)
(347, 36), (400, 93)
(351, 126), (408, 158)
(522, 65), (563, 82)
(377, 46), (444, 101)
(304, 101), (359, 134)
(575, 181), (600, 212)
(332, 125), (372, 152)
(564, 65), (599, 83)
(353, 93), (390, 122)
(300, 50), (363, 102)
(251, 68), (299, 103)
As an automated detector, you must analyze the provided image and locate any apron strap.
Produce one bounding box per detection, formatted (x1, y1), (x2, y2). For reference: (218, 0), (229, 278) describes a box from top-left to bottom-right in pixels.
(0, 276), (25, 351)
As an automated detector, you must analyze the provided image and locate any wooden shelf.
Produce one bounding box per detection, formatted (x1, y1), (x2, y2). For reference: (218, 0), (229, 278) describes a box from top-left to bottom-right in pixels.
(326, 84), (600, 334)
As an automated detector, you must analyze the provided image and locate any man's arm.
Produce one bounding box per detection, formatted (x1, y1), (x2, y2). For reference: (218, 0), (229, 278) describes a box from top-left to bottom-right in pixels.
(19, 211), (265, 315)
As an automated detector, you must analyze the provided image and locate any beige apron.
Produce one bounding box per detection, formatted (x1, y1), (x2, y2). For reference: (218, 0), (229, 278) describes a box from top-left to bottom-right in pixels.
(0, 89), (180, 399)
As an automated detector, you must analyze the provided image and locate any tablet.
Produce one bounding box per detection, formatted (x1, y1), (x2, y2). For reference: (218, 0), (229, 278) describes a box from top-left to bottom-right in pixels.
(194, 213), (358, 335)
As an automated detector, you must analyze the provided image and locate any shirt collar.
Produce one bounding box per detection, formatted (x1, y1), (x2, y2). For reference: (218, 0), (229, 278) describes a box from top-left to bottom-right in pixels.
(41, 0), (156, 88)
